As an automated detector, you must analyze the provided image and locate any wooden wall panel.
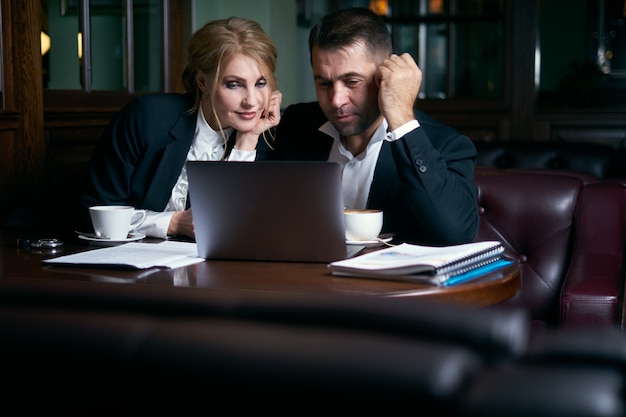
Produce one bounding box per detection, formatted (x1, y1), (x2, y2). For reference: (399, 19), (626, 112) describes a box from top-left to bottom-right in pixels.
(0, 130), (17, 194)
(44, 125), (107, 193)
(0, 0), (44, 223)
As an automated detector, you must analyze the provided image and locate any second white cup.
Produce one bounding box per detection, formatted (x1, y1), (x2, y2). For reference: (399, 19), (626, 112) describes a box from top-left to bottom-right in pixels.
(89, 205), (146, 240)
(344, 209), (383, 242)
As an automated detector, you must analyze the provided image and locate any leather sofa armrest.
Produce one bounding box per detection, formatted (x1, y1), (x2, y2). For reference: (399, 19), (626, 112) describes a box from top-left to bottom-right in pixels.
(561, 182), (626, 326)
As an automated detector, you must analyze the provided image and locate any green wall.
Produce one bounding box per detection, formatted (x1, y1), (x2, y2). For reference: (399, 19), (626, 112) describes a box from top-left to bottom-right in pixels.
(46, 0), (81, 89)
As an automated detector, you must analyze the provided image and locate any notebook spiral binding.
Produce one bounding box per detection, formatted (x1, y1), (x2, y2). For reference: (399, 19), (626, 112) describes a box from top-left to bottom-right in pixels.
(434, 243), (505, 277)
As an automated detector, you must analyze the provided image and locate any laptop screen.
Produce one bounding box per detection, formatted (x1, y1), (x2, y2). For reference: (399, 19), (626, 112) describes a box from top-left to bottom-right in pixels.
(187, 160), (347, 263)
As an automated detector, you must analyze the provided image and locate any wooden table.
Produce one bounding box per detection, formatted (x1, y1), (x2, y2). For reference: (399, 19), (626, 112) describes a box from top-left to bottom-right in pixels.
(0, 229), (527, 415)
(0, 230), (520, 306)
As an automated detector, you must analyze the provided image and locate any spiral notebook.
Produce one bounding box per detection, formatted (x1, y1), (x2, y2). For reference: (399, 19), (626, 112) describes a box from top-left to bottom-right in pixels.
(327, 240), (505, 285)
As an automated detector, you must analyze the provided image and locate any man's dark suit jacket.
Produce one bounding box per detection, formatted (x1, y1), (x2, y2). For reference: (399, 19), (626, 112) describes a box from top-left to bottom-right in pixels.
(259, 101), (479, 246)
(80, 93), (237, 227)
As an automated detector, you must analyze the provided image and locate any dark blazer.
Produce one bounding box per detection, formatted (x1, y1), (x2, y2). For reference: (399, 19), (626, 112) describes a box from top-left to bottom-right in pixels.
(260, 101), (479, 246)
(81, 93), (236, 220)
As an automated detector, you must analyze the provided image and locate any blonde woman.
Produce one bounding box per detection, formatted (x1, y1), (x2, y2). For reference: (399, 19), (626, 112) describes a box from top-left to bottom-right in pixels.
(81, 17), (282, 240)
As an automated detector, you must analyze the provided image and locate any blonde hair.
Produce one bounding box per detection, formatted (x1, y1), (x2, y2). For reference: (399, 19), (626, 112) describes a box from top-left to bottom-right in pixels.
(182, 17), (278, 140)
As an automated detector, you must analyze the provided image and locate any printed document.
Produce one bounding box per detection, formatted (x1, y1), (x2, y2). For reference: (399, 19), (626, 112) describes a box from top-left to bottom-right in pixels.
(43, 241), (203, 269)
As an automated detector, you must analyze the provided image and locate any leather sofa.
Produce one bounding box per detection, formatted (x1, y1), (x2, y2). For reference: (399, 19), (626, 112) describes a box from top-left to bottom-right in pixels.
(0, 279), (624, 416)
(460, 324), (626, 417)
(473, 167), (626, 328)
(474, 140), (626, 179)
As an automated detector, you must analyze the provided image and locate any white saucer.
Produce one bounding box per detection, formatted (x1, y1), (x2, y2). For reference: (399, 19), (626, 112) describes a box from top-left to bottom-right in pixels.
(78, 232), (146, 246)
(346, 236), (393, 248)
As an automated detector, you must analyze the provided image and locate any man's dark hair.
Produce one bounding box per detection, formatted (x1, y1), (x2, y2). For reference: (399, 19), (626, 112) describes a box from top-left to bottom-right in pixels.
(308, 7), (392, 64)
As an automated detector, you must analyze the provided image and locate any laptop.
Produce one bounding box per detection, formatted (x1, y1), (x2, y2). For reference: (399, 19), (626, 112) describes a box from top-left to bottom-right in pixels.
(187, 160), (348, 263)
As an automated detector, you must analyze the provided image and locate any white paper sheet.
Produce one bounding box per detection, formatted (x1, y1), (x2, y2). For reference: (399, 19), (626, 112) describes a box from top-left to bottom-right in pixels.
(43, 240), (204, 269)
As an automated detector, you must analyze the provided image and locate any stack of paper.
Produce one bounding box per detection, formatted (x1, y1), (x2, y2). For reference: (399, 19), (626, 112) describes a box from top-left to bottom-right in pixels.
(43, 241), (204, 269)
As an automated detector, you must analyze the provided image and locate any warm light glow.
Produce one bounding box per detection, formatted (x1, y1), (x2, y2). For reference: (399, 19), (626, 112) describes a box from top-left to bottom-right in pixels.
(77, 32), (82, 59)
(369, 0), (388, 16)
(429, 0), (443, 14)
(41, 32), (50, 55)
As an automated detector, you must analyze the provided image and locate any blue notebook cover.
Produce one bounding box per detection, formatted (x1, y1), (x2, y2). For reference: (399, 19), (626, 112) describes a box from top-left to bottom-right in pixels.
(443, 258), (515, 287)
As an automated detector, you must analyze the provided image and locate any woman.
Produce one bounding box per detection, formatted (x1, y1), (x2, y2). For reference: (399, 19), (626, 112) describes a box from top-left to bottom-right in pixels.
(81, 17), (282, 240)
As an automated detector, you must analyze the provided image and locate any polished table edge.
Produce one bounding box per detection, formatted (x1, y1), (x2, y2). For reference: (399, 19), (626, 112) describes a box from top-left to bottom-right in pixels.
(1, 230), (521, 306)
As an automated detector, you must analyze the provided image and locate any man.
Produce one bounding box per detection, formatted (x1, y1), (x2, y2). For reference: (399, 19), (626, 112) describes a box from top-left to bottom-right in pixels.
(260, 7), (478, 246)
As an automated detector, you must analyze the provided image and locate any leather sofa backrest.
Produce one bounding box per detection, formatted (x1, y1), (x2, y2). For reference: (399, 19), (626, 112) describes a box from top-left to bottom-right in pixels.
(474, 170), (586, 325)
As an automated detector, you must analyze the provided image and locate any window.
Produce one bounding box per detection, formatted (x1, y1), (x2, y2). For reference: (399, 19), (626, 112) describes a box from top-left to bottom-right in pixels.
(334, 0), (506, 99)
(538, 0), (626, 108)
(43, 0), (167, 93)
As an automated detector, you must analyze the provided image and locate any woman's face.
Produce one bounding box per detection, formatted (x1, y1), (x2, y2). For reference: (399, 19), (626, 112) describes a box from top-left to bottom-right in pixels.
(198, 54), (270, 133)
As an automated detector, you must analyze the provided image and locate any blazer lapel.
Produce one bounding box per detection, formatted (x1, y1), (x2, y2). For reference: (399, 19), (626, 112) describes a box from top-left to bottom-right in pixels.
(144, 111), (197, 209)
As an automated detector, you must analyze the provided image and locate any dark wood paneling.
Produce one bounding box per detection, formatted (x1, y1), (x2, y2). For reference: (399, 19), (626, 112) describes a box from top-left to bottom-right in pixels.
(423, 110), (510, 142)
(168, 0), (191, 93)
(538, 109), (626, 147)
(45, 125), (106, 187)
(0, 0), (44, 223)
(11, 0), (45, 182)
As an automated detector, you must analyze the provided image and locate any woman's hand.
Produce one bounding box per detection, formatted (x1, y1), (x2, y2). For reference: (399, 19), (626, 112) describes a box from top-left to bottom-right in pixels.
(263, 89), (283, 129)
(235, 90), (282, 151)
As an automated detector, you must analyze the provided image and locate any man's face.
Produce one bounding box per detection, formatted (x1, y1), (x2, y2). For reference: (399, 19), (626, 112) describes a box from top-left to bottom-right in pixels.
(311, 42), (383, 139)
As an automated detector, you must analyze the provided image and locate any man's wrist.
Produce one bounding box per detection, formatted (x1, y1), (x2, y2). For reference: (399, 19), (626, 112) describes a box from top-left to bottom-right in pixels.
(385, 119), (420, 142)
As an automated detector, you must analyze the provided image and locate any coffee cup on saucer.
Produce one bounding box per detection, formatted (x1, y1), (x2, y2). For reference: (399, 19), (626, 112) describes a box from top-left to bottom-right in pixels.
(89, 205), (146, 240)
(344, 209), (383, 242)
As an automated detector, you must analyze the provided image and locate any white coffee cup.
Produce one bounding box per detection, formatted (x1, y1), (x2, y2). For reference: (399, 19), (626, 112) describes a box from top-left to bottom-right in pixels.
(89, 205), (147, 240)
(344, 209), (383, 242)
